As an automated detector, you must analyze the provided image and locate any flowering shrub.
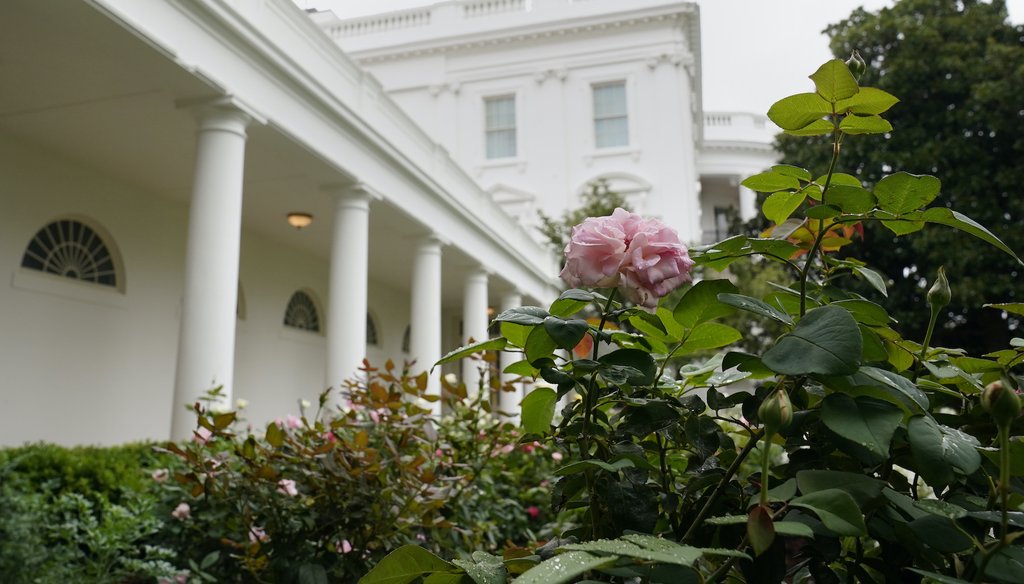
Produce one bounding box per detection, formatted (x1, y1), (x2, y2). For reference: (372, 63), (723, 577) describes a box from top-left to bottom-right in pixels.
(370, 56), (1024, 583)
(157, 362), (565, 582)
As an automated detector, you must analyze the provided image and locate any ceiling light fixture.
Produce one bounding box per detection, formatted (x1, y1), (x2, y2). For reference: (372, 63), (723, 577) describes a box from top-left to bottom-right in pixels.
(287, 212), (313, 230)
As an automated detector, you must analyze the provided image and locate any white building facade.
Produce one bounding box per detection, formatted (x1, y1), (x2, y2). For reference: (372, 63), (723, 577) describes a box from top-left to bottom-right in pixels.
(312, 0), (777, 244)
(0, 0), (774, 446)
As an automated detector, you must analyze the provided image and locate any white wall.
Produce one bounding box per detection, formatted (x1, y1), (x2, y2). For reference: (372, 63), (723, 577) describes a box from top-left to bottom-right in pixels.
(0, 132), (415, 445)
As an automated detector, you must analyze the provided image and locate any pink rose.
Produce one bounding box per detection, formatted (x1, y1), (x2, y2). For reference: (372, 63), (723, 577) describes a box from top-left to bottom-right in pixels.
(151, 468), (169, 483)
(618, 220), (695, 308)
(277, 478), (298, 497)
(337, 539), (354, 554)
(249, 525), (268, 543)
(171, 502), (190, 520)
(193, 427), (212, 444)
(551, 451), (563, 462)
(285, 415), (302, 429)
(559, 209), (693, 308)
(527, 505), (541, 519)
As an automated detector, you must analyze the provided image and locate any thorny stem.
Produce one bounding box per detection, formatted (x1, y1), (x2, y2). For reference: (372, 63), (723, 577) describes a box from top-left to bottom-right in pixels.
(798, 118), (843, 317)
(916, 304), (941, 379)
(580, 289), (617, 538)
(682, 428), (764, 543)
(759, 433), (773, 508)
(999, 425), (1011, 545)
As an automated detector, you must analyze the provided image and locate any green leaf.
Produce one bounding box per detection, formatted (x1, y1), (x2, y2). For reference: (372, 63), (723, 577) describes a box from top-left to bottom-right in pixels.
(771, 164), (812, 181)
(809, 59), (859, 102)
(554, 458), (635, 476)
(832, 300), (892, 326)
(513, 551), (618, 584)
(452, 553), (505, 584)
(543, 317), (589, 351)
(986, 303), (1024, 317)
(521, 388), (557, 435)
(847, 366), (929, 412)
(599, 349), (657, 386)
(563, 538), (701, 566)
(298, 564), (329, 584)
(525, 326), (558, 363)
(762, 191), (806, 224)
(672, 279), (739, 329)
(839, 114), (893, 135)
(909, 515), (972, 553)
(852, 266), (888, 297)
(436, 338), (508, 366)
(789, 489), (868, 536)
(742, 171), (801, 193)
(913, 499), (968, 520)
(717, 293), (794, 326)
(907, 569), (970, 584)
(874, 172), (941, 214)
(763, 305), (862, 376)
(908, 415), (981, 487)
(784, 118), (834, 136)
(680, 322), (742, 354)
(826, 185), (875, 213)
(502, 360), (537, 377)
(747, 506), (775, 556)
(767, 92), (832, 131)
(835, 86), (900, 115)
(805, 204), (841, 220)
(921, 207), (1024, 265)
(360, 545), (460, 584)
(984, 546), (1024, 583)
(500, 322), (532, 348)
(265, 422), (284, 448)
(821, 394), (902, 462)
(550, 289), (594, 318)
(774, 521), (815, 538)
(796, 470), (886, 508)
(494, 306), (549, 326)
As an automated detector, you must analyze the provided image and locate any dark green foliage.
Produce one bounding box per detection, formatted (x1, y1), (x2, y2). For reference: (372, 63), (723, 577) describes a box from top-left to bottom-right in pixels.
(776, 0), (1024, 353)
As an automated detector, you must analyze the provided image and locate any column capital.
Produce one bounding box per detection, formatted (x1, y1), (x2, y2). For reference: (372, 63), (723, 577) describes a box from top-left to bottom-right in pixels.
(408, 232), (450, 250)
(321, 182), (382, 206)
(175, 95), (265, 127)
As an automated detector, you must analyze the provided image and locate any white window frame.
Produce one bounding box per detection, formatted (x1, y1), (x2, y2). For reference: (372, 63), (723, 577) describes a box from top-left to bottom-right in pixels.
(592, 80), (630, 149)
(483, 93), (518, 160)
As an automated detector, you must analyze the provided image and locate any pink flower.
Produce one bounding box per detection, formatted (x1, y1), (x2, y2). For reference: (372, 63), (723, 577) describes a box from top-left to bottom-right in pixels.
(249, 525), (268, 543)
(527, 505), (541, 519)
(193, 427), (212, 444)
(551, 451), (563, 462)
(151, 468), (169, 483)
(338, 539), (354, 554)
(171, 502), (190, 520)
(559, 209), (693, 309)
(285, 415), (302, 429)
(277, 478), (298, 497)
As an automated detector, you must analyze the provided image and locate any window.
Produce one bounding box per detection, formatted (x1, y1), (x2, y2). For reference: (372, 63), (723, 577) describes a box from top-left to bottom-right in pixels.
(593, 81), (629, 148)
(284, 290), (321, 333)
(21, 219), (118, 288)
(484, 95), (517, 159)
(366, 313), (379, 346)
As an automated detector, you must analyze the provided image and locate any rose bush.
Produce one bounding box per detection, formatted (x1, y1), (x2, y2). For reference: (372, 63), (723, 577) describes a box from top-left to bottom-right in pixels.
(370, 56), (1024, 584)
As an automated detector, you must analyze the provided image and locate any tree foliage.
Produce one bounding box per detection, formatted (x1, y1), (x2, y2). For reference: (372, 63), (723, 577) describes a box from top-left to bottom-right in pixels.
(537, 179), (630, 254)
(776, 0), (1024, 353)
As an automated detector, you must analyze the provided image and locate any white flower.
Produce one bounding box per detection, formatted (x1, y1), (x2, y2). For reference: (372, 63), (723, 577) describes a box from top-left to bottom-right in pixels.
(235, 398), (249, 410)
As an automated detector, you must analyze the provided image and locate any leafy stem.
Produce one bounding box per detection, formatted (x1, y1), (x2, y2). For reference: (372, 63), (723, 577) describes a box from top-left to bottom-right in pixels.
(681, 428), (764, 543)
(798, 117), (844, 317)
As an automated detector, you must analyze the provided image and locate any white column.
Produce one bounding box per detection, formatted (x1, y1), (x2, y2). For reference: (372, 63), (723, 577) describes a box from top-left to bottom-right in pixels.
(171, 103), (251, 440)
(498, 290), (523, 421)
(410, 236), (444, 415)
(325, 185), (373, 401)
(461, 267), (490, 399)
(738, 179), (759, 223)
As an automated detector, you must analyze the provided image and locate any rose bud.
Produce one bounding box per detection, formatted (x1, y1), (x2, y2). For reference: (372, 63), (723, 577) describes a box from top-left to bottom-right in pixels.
(846, 50), (867, 81)
(758, 389), (793, 437)
(982, 380), (1021, 428)
(927, 266), (951, 310)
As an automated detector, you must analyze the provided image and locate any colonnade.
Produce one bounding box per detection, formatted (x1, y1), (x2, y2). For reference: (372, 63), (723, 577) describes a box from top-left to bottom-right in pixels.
(169, 102), (529, 439)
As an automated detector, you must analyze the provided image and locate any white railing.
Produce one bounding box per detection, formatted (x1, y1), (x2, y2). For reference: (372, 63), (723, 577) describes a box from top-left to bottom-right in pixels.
(325, 8), (432, 37)
(703, 112), (777, 144)
(463, 0), (527, 18)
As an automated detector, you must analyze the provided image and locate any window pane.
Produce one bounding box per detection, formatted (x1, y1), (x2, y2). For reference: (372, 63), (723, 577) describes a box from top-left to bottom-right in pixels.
(487, 129), (517, 159)
(485, 95), (517, 158)
(593, 83), (626, 118)
(595, 117), (628, 148)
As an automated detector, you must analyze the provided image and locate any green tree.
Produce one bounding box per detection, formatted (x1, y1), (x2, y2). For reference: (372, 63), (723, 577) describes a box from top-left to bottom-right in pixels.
(537, 179), (629, 254)
(776, 0), (1024, 353)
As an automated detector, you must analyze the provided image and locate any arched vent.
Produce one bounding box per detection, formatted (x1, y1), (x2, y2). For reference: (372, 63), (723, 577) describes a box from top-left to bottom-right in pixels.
(21, 219), (118, 288)
(284, 290), (321, 333)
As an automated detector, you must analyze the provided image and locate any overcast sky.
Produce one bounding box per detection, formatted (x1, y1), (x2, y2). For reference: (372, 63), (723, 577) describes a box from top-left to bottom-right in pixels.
(301, 0), (1024, 115)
